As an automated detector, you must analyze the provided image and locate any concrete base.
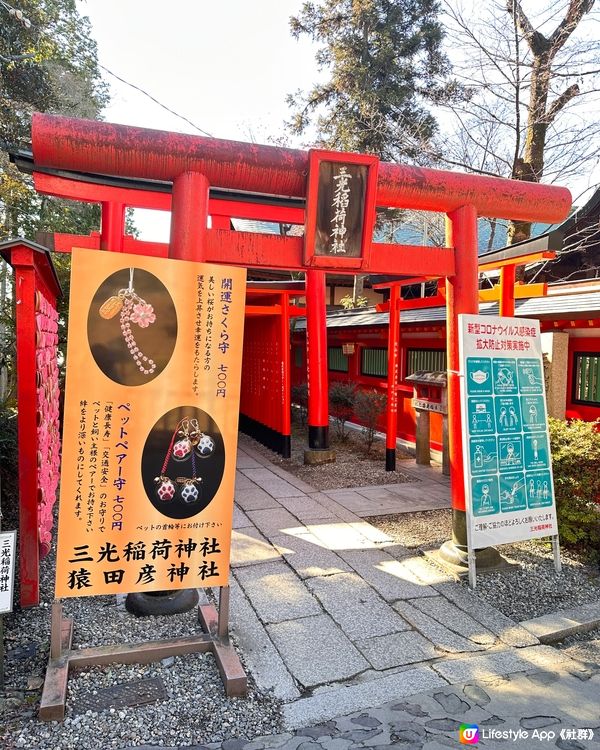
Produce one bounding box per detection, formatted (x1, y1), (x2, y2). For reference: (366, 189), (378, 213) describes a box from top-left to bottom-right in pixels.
(425, 546), (515, 580)
(125, 589), (199, 617)
(304, 448), (336, 466)
(431, 508), (513, 577)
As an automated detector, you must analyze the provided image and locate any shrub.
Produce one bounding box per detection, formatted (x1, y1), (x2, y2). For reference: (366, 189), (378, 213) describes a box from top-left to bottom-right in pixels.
(329, 381), (355, 441)
(0, 405), (19, 526)
(291, 382), (308, 426)
(548, 417), (600, 553)
(353, 389), (387, 454)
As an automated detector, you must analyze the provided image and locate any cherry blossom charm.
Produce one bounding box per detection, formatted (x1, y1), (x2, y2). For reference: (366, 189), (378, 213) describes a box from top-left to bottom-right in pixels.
(130, 302), (156, 328)
(155, 476), (176, 502)
(102, 268), (157, 376)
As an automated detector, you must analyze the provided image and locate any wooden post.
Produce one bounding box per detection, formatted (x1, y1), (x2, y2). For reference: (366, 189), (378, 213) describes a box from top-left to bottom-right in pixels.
(386, 285), (400, 471)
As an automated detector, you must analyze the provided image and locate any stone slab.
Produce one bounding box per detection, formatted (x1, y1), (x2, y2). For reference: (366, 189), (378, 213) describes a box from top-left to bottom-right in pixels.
(307, 572), (410, 640)
(355, 631), (438, 670)
(277, 495), (337, 522)
(412, 596), (496, 645)
(305, 522), (380, 551)
(382, 481), (449, 499)
(271, 533), (352, 579)
(394, 601), (486, 654)
(346, 521), (394, 545)
(263, 464), (316, 494)
(520, 602), (600, 644)
(230, 526), (281, 567)
(227, 576), (300, 700)
(234, 486), (282, 511)
(235, 450), (262, 469)
(232, 506), (251, 529)
(337, 548), (438, 601)
(474, 670), (600, 724)
(319, 494), (365, 522)
(435, 582), (539, 647)
(234, 560), (322, 624)
(282, 666), (448, 730)
(431, 645), (585, 683)
(234, 470), (260, 489)
(352, 486), (401, 502)
(267, 614), (369, 688)
(246, 507), (306, 536)
(241, 468), (303, 497)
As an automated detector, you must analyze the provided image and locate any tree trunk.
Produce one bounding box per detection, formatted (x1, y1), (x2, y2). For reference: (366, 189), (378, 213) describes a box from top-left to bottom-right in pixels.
(507, 53), (550, 246)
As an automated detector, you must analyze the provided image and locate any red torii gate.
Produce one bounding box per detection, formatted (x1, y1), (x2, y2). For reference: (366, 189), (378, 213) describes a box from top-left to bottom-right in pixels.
(30, 112), (571, 566)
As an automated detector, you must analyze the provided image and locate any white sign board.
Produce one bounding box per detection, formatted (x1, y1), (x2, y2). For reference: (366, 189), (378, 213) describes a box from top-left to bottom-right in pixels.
(0, 530), (17, 614)
(459, 315), (558, 551)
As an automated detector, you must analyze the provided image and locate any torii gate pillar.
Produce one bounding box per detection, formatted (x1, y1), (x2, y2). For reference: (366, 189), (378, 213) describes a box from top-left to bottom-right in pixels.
(305, 269), (332, 460)
(441, 205), (502, 568)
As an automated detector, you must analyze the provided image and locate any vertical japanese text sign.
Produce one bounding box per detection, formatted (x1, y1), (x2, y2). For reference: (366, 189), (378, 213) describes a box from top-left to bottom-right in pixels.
(459, 315), (558, 550)
(0, 531), (17, 614)
(55, 249), (246, 597)
(304, 150), (379, 270)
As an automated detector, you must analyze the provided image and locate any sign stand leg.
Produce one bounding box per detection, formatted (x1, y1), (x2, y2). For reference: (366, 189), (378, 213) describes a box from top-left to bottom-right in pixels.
(468, 547), (477, 590)
(218, 585), (230, 640)
(552, 535), (562, 574)
(40, 588), (246, 721)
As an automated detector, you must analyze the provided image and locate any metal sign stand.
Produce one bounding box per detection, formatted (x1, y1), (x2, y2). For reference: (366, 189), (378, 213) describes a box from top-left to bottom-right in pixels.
(39, 585), (245, 721)
(552, 535), (562, 573)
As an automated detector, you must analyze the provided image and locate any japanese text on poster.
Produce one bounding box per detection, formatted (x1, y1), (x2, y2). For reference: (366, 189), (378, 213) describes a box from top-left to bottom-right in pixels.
(459, 315), (558, 549)
(55, 249), (246, 597)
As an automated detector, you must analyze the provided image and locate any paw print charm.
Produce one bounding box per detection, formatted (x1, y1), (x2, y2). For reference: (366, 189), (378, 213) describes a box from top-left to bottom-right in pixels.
(155, 476), (176, 502)
(180, 480), (201, 504)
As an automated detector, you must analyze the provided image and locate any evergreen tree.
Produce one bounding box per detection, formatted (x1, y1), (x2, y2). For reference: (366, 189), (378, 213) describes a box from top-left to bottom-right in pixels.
(0, 0), (109, 239)
(287, 0), (459, 161)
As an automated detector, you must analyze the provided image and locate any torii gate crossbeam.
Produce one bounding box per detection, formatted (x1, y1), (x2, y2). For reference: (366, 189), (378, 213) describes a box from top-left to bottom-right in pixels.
(30, 113), (571, 570)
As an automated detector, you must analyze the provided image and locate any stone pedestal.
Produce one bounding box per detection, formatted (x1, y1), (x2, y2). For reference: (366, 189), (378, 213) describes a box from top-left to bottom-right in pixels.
(415, 409), (431, 466)
(304, 448), (336, 466)
(541, 331), (569, 418)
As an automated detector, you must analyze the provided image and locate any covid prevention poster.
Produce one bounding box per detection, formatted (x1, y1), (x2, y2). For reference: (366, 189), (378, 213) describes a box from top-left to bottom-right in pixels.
(459, 314), (558, 551)
(55, 249), (246, 597)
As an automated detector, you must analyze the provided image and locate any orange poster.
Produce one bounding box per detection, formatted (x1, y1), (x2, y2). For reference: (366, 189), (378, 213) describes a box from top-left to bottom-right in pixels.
(55, 249), (246, 597)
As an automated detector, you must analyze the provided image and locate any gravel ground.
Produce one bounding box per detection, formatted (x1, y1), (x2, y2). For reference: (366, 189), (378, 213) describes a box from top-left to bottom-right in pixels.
(1, 539), (282, 750)
(4, 432), (599, 748)
(558, 627), (600, 665)
(239, 425), (416, 491)
(366, 509), (600, 623)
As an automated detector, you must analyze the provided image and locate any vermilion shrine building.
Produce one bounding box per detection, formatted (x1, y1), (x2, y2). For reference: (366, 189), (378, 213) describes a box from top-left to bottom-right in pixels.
(8, 112), (585, 606)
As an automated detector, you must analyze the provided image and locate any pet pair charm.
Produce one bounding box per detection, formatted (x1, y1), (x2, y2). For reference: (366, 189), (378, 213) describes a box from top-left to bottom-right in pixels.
(155, 417), (215, 505)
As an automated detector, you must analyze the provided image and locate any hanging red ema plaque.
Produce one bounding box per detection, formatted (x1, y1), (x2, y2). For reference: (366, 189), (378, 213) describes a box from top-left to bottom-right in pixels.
(304, 150), (379, 270)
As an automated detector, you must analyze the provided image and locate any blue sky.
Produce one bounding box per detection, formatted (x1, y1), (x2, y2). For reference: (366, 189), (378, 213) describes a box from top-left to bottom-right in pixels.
(76, 1), (597, 243)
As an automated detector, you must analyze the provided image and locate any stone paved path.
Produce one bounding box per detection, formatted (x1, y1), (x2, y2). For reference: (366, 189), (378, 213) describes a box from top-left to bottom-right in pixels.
(131, 664), (600, 749)
(129, 440), (600, 749)
(220, 440), (572, 729)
